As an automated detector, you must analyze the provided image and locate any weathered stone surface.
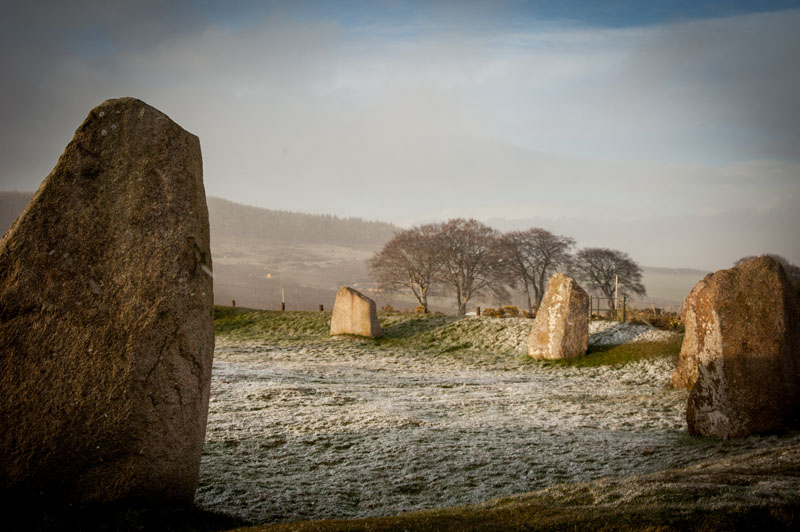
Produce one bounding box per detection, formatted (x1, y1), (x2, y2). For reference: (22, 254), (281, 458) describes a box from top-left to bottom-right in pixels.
(0, 98), (213, 503)
(686, 256), (800, 438)
(670, 277), (709, 390)
(528, 273), (589, 359)
(330, 286), (382, 338)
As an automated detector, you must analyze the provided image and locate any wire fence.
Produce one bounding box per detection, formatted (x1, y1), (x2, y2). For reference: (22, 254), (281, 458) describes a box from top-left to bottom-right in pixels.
(588, 296), (629, 321)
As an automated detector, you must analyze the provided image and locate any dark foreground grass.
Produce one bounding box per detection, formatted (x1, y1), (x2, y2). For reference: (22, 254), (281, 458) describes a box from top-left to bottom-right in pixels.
(236, 441), (800, 532)
(238, 505), (798, 532)
(2, 498), (246, 532)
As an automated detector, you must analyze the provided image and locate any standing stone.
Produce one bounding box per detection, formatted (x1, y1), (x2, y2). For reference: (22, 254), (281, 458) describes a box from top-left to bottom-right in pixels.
(330, 287), (382, 338)
(528, 273), (589, 359)
(670, 278), (709, 389)
(0, 98), (213, 503)
(686, 256), (800, 438)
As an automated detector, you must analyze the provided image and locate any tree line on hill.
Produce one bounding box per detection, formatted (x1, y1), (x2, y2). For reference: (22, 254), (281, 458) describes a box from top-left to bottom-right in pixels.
(369, 218), (646, 315)
(207, 196), (397, 249)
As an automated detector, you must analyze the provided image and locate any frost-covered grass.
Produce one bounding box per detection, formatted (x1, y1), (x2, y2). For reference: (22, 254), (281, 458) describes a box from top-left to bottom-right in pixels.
(197, 307), (799, 527)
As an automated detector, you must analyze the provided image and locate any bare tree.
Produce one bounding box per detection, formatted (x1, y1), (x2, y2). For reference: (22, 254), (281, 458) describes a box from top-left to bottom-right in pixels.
(572, 247), (646, 307)
(500, 228), (575, 312)
(435, 218), (506, 315)
(734, 254), (800, 283)
(369, 225), (442, 312)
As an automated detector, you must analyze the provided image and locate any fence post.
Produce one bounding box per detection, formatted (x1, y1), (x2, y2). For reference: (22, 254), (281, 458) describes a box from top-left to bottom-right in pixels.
(622, 296), (627, 322)
(319, 304), (324, 312)
(476, 306), (481, 317)
(281, 287), (285, 311)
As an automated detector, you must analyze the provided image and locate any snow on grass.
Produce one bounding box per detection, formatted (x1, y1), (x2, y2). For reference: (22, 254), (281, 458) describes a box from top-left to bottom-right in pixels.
(196, 313), (788, 524)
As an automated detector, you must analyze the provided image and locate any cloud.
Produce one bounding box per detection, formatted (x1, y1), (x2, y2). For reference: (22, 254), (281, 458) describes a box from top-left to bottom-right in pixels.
(0, 3), (798, 269)
(605, 9), (800, 162)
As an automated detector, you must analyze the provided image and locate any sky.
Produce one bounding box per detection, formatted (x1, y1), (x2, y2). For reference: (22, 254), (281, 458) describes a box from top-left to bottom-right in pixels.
(1, 0), (799, 270)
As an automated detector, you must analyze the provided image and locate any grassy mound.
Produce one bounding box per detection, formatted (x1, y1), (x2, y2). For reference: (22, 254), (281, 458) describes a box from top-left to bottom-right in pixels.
(214, 307), (682, 367)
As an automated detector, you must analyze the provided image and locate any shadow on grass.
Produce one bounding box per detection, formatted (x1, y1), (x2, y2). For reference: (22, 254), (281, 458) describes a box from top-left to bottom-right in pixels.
(3, 498), (247, 532)
(537, 334), (684, 368)
(379, 314), (460, 339)
(247, 504), (800, 532)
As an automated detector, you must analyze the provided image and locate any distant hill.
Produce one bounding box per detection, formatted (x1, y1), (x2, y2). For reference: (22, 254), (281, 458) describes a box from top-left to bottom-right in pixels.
(207, 196), (397, 250)
(204, 197), (399, 310)
(1, 193), (398, 247)
(0, 191), (709, 311)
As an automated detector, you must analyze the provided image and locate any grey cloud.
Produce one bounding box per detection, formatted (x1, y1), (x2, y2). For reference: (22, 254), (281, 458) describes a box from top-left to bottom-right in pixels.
(1, 4), (798, 272)
(608, 9), (800, 161)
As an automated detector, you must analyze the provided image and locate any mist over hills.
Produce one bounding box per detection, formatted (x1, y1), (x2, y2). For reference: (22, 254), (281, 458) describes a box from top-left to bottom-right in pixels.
(1, 191), (706, 312)
(207, 197), (397, 249)
(205, 196), (399, 311)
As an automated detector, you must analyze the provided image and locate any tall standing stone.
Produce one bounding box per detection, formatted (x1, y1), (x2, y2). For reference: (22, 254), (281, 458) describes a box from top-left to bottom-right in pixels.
(330, 286), (382, 338)
(686, 256), (800, 438)
(528, 273), (589, 359)
(0, 98), (213, 503)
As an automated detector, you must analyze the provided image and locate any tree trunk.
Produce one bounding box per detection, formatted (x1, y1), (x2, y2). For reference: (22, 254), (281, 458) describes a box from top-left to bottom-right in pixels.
(520, 278), (533, 313)
(456, 284), (464, 315)
(536, 271), (547, 307)
(410, 282), (423, 307)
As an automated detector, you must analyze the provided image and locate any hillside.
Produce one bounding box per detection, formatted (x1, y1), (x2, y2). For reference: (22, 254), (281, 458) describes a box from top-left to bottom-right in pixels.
(1, 191), (706, 312)
(207, 196), (397, 250)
